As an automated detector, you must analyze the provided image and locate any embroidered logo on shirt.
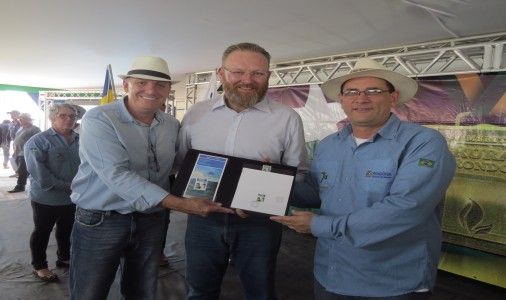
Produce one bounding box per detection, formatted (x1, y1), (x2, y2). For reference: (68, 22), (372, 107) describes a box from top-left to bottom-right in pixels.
(319, 171), (329, 189)
(56, 153), (64, 161)
(418, 158), (435, 168)
(320, 171), (328, 182)
(365, 170), (393, 179)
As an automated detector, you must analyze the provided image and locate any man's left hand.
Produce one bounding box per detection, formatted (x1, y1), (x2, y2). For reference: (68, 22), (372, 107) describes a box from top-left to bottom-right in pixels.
(270, 210), (314, 234)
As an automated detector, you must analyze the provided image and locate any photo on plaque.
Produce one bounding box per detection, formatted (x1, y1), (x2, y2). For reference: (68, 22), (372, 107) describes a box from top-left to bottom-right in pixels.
(183, 154), (228, 200)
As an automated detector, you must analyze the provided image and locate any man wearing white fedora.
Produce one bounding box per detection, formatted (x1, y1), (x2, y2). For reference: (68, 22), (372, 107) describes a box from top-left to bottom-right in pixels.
(69, 56), (234, 300)
(272, 58), (457, 299)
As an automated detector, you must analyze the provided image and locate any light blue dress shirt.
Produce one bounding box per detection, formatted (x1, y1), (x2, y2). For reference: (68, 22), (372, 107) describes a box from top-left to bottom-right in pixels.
(70, 97), (179, 214)
(176, 95), (309, 179)
(292, 114), (456, 297)
(24, 128), (80, 206)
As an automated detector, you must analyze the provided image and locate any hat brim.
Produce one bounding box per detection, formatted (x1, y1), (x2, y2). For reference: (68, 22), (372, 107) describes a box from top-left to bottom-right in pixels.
(118, 74), (179, 84)
(71, 105), (87, 120)
(321, 69), (418, 104)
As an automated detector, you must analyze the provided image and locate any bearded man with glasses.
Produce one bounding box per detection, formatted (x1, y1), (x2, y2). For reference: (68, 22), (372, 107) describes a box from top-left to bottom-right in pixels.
(176, 42), (309, 300)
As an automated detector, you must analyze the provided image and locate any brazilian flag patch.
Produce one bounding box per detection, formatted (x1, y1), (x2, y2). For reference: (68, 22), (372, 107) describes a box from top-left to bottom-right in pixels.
(418, 158), (435, 168)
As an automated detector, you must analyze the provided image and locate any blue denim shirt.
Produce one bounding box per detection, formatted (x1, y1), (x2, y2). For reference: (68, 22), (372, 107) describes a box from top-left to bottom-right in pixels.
(24, 128), (80, 206)
(70, 97), (179, 214)
(292, 114), (456, 297)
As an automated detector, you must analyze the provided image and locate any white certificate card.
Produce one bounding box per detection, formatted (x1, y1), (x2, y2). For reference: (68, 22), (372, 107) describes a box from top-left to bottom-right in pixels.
(230, 168), (294, 216)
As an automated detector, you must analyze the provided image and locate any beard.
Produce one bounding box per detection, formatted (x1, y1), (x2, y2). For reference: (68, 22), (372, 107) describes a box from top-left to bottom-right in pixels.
(222, 80), (268, 109)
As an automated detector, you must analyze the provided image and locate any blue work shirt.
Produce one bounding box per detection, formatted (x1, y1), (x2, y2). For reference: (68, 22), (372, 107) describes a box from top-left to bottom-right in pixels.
(71, 97), (179, 214)
(292, 114), (456, 297)
(24, 128), (80, 206)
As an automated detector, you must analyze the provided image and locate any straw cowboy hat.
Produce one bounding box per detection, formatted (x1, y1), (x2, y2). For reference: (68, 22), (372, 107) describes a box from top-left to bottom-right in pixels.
(118, 56), (179, 83)
(321, 58), (418, 104)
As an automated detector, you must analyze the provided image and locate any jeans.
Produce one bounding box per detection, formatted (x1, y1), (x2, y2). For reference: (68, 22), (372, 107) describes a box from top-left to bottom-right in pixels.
(314, 279), (430, 300)
(1, 143), (9, 166)
(70, 207), (166, 300)
(15, 155), (28, 187)
(185, 214), (282, 300)
(161, 208), (171, 254)
(30, 201), (75, 270)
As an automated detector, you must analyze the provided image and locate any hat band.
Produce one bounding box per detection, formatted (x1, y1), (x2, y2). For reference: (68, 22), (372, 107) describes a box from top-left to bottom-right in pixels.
(127, 69), (172, 80)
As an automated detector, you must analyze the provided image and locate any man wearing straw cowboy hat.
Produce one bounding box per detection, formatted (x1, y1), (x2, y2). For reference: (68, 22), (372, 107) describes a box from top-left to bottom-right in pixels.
(272, 58), (456, 299)
(69, 56), (233, 300)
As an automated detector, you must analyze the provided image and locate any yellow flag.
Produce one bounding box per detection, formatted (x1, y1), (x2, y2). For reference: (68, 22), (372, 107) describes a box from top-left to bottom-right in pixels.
(100, 65), (116, 105)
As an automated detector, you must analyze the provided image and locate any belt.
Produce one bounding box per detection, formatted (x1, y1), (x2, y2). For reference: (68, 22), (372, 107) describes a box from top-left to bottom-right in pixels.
(109, 210), (140, 216)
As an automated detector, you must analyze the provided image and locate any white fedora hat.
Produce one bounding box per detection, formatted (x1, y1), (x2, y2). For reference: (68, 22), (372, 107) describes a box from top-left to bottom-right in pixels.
(321, 58), (418, 104)
(118, 56), (179, 83)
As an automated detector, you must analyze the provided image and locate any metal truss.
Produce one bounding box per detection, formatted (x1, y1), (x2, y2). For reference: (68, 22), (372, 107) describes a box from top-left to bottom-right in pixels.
(185, 32), (506, 106)
(38, 90), (174, 129)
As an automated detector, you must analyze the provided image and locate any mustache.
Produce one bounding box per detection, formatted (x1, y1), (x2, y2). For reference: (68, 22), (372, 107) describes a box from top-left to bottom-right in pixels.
(235, 83), (257, 89)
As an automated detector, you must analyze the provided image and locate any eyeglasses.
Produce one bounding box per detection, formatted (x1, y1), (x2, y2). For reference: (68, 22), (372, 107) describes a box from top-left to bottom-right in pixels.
(57, 114), (77, 120)
(149, 143), (160, 172)
(222, 67), (269, 79)
(342, 88), (390, 98)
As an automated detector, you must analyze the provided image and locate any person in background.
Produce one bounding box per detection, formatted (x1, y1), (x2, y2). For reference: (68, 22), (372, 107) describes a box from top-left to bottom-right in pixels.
(0, 119), (11, 168)
(8, 113), (40, 193)
(69, 56), (233, 300)
(70, 105), (86, 134)
(7, 110), (21, 175)
(24, 104), (81, 282)
(176, 42), (309, 300)
(7, 110), (21, 142)
(271, 58), (457, 300)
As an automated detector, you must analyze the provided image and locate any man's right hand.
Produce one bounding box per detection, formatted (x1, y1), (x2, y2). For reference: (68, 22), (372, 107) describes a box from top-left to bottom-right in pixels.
(161, 195), (235, 217)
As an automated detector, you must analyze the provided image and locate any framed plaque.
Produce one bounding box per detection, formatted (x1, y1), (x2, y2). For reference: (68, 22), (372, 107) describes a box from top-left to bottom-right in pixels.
(172, 149), (297, 216)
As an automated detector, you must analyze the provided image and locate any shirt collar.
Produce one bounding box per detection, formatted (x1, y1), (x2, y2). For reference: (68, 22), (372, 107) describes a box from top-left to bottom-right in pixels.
(48, 127), (79, 140)
(376, 114), (400, 140)
(336, 114), (400, 141)
(118, 96), (135, 123)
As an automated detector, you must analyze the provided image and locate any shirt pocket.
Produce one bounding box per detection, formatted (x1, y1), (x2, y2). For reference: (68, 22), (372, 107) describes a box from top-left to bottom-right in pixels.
(356, 158), (397, 195)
